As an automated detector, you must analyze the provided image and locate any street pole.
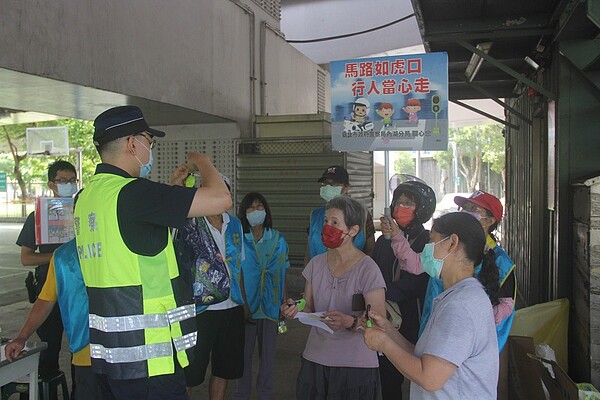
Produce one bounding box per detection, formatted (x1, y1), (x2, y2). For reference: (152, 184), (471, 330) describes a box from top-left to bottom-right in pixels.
(384, 151), (392, 239)
(451, 141), (459, 193)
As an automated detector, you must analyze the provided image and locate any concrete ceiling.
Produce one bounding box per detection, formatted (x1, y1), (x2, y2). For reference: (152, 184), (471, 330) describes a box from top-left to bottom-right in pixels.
(0, 68), (229, 127)
(410, 0), (599, 100)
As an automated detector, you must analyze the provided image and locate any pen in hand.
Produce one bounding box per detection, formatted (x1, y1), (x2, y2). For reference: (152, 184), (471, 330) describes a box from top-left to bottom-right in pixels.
(293, 299), (306, 312)
(366, 304), (383, 355)
(366, 304), (373, 328)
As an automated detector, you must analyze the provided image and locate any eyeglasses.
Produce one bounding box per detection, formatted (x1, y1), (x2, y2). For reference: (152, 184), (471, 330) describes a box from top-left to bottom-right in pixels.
(54, 178), (78, 184)
(394, 200), (416, 208)
(461, 203), (488, 215)
(136, 133), (156, 149)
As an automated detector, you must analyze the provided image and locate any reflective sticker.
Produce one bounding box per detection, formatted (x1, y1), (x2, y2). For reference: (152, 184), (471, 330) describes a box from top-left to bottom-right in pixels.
(90, 342), (173, 363)
(173, 331), (197, 352)
(89, 313), (169, 332)
(167, 304), (196, 324)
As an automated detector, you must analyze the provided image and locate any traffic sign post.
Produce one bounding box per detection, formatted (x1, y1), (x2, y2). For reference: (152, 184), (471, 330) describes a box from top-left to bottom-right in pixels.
(0, 172), (6, 192)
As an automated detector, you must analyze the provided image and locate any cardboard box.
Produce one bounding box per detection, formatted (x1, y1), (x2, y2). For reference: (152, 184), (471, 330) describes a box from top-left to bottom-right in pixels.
(508, 336), (546, 400)
(528, 354), (579, 400)
(508, 335), (580, 400)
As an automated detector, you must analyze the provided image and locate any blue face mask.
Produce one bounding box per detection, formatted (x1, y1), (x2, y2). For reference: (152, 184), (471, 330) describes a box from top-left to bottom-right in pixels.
(134, 138), (153, 178)
(57, 183), (77, 198)
(419, 236), (450, 279)
(246, 209), (267, 227)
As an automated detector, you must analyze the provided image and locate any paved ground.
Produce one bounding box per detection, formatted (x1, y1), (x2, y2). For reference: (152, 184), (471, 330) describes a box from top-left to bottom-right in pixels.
(0, 222), (308, 399)
(0, 222), (408, 399)
(0, 223), (31, 306)
(1, 299), (311, 399)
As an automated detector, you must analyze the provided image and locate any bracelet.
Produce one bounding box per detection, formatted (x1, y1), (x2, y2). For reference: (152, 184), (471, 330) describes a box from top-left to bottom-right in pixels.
(348, 315), (358, 330)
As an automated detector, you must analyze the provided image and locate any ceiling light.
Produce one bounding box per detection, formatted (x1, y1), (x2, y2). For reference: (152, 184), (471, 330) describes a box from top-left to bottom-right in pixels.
(524, 56), (540, 71)
(464, 42), (493, 82)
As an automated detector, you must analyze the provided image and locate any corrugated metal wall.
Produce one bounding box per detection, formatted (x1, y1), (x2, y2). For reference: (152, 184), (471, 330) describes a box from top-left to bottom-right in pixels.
(504, 63), (559, 307)
(505, 95), (545, 307)
(236, 137), (373, 269)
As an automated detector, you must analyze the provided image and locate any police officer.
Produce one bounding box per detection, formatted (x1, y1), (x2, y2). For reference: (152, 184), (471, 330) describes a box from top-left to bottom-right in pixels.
(74, 106), (231, 400)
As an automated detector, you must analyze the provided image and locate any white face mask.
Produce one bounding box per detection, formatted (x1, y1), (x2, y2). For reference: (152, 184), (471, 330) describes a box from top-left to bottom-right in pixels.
(460, 210), (483, 221)
(56, 183), (77, 198)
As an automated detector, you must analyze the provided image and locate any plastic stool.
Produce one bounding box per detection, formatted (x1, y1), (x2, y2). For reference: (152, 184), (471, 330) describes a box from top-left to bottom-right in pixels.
(1, 370), (70, 400)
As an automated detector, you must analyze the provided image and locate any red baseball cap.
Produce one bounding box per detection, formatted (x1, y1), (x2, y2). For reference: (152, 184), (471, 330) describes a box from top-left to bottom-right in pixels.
(454, 191), (503, 222)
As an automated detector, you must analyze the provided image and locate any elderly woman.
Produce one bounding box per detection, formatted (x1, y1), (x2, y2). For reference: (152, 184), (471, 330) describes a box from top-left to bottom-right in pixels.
(281, 196), (386, 400)
(364, 212), (499, 399)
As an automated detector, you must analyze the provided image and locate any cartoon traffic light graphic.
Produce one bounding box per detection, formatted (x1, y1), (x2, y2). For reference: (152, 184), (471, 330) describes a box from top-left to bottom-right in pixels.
(431, 94), (441, 113)
(431, 94), (441, 135)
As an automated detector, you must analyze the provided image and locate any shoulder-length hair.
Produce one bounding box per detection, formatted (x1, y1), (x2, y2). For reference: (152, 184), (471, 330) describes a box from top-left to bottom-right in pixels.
(238, 192), (273, 233)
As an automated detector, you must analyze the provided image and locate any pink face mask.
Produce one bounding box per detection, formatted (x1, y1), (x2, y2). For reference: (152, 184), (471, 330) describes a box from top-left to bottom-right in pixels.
(393, 205), (416, 228)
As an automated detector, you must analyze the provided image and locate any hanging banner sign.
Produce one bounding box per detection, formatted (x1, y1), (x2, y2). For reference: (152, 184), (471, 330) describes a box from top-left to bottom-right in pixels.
(330, 52), (448, 151)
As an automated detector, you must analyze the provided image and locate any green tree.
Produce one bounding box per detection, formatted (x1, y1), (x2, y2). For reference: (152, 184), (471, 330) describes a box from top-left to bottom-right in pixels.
(455, 124), (504, 192)
(481, 126), (506, 188)
(433, 146), (453, 197)
(434, 124), (505, 193)
(0, 119), (99, 205)
(393, 151), (416, 175)
(1, 124), (29, 215)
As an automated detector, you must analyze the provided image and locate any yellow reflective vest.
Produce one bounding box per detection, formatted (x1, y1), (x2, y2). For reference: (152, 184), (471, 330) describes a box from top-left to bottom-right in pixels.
(74, 173), (196, 379)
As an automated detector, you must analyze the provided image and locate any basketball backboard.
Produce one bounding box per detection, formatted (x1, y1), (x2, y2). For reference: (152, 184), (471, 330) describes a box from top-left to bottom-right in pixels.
(26, 126), (69, 156)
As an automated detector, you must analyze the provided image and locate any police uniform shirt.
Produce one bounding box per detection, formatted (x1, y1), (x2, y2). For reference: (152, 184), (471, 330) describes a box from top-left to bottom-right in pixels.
(94, 163), (196, 256)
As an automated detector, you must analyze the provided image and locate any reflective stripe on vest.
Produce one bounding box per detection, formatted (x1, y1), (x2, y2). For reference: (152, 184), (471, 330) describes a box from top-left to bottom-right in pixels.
(89, 303), (195, 332)
(89, 313), (169, 332)
(167, 304), (196, 324)
(90, 342), (173, 364)
(173, 331), (197, 352)
(75, 173), (196, 378)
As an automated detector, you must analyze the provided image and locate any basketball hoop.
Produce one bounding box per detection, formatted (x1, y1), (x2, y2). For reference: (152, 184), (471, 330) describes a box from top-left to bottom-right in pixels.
(26, 126), (69, 156)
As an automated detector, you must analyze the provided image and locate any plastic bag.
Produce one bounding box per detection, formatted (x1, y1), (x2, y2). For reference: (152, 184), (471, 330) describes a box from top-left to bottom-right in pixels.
(510, 298), (569, 371)
(578, 383), (600, 400)
(173, 217), (230, 306)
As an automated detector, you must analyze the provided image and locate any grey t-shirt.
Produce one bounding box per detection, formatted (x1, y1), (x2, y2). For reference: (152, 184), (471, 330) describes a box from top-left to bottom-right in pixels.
(410, 277), (499, 400)
(302, 253), (386, 368)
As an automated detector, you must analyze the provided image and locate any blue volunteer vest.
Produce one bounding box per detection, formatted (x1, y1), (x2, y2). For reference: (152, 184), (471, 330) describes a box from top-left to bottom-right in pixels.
(196, 215), (245, 313)
(418, 235), (516, 352)
(308, 206), (366, 259)
(242, 229), (290, 320)
(54, 239), (89, 354)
